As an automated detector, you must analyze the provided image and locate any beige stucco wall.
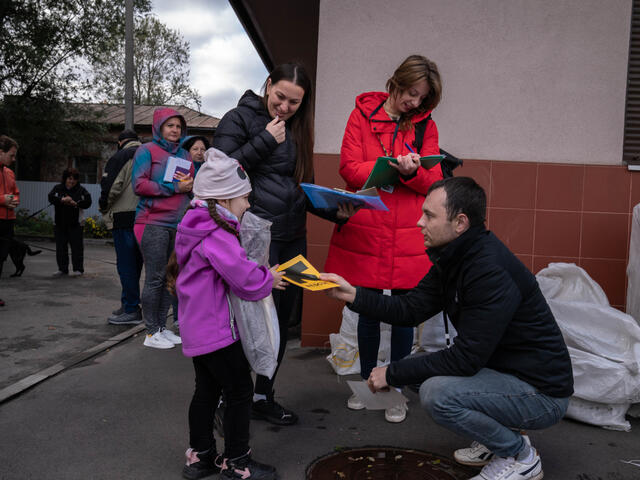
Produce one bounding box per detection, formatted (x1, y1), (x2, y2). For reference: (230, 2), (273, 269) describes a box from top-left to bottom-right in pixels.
(315, 0), (632, 164)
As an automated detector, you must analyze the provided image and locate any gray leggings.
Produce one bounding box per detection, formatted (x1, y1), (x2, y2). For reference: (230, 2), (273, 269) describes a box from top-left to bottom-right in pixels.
(139, 224), (175, 334)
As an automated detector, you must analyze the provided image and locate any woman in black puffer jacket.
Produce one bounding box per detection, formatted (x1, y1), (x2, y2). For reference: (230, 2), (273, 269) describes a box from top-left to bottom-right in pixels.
(213, 63), (352, 426)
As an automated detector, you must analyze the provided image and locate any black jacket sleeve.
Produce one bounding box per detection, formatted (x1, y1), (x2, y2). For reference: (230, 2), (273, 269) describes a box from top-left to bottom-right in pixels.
(384, 263), (523, 387)
(77, 187), (92, 209)
(48, 185), (61, 205)
(212, 109), (279, 171)
(99, 149), (132, 211)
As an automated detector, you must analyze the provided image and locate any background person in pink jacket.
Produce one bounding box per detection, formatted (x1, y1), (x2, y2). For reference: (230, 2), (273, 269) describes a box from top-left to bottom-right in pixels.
(132, 107), (194, 349)
(166, 149), (285, 480)
(0, 135), (19, 308)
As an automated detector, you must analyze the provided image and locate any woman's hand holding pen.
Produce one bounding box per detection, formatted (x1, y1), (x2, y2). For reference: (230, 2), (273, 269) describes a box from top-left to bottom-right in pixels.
(270, 264), (287, 290)
(265, 115), (286, 144)
(391, 153), (420, 175)
(174, 172), (193, 193)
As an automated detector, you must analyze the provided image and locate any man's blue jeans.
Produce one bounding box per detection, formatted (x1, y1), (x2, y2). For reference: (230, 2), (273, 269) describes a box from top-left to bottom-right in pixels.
(419, 368), (569, 458)
(112, 227), (143, 314)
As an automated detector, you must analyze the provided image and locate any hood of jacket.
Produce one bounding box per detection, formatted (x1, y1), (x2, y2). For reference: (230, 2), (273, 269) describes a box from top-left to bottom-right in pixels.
(152, 107), (187, 154)
(175, 205), (239, 264)
(237, 90), (268, 116)
(355, 91), (432, 125)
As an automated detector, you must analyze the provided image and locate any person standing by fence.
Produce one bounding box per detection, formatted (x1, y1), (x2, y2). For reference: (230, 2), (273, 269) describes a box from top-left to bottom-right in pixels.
(0, 135), (20, 307)
(48, 167), (92, 277)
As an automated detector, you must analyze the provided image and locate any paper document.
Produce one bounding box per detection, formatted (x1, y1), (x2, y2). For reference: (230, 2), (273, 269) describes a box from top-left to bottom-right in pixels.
(276, 254), (339, 291)
(300, 183), (388, 211)
(163, 156), (192, 182)
(347, 380), (408, 410)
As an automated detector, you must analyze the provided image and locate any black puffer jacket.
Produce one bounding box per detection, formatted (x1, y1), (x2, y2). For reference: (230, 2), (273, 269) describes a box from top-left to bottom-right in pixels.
(350, 225), (574, 398)
(212, 90), (310, 241)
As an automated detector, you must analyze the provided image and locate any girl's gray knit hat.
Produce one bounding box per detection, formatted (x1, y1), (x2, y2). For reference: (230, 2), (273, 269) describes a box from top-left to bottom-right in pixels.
(193, 148), (251, 200)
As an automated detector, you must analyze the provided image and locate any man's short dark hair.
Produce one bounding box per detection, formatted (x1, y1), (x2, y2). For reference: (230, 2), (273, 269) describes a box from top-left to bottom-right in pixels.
(427, 177), (487, 226)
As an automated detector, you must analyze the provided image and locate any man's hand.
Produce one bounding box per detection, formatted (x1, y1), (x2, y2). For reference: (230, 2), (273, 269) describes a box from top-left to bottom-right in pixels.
(336, 202), (361, 220)
(367, 366), (389, 392)
(320, 272), (356, 303)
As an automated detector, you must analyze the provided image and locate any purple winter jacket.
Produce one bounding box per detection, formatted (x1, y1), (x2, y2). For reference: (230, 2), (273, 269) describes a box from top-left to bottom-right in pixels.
(175, 205), (274, 357)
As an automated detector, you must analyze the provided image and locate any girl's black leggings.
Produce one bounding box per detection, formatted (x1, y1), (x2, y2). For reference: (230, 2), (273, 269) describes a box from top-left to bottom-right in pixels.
(189, 341), (253, 458)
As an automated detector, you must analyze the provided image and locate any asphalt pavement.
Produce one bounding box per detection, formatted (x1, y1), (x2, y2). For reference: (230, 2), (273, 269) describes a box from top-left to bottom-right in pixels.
(1, 239), (639, 480)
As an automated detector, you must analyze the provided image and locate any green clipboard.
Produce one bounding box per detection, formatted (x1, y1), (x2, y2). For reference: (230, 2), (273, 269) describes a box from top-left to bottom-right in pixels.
(362, 155), (444, 190)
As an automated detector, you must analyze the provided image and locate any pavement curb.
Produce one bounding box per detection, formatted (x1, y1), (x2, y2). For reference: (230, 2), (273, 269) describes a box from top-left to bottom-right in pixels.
(0, 324), (145, 404)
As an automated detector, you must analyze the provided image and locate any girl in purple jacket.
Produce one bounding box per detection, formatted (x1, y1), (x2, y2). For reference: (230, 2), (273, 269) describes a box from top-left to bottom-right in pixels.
(167, 148), (285, 480)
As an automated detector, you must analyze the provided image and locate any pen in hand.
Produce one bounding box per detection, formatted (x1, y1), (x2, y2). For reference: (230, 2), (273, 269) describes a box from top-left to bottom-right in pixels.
(404, 142), (415, 154)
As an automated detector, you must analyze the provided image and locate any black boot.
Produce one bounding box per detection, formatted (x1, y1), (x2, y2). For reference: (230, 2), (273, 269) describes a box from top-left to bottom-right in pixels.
(182, 448), (223, 480)
(220, 451), (277, 480)
(251, 390), (298, 426)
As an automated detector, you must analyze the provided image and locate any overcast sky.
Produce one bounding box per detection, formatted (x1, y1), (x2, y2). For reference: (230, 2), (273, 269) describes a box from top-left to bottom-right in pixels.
(152, 0), (267, 119)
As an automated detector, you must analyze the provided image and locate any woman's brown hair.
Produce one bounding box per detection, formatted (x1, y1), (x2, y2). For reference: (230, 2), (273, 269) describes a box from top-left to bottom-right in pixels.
(386, 55), (442, 131)
(0, 135), (18, 152)
(262, 63), (314, 184)
(166, 199), (240, 296)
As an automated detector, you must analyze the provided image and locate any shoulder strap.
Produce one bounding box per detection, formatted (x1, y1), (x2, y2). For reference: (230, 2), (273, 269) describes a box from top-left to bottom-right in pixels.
(412, 115), (431, 153)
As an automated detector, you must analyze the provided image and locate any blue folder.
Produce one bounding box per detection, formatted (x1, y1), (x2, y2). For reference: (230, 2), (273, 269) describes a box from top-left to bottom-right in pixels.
(300, 183), (388, 211)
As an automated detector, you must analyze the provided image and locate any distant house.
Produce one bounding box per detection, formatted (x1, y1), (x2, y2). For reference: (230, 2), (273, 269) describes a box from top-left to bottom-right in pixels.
(42, 103), (219, 184)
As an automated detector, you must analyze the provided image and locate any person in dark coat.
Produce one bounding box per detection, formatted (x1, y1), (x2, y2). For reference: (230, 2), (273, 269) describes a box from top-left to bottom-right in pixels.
(212, 63), (355, 426)
(99, 129), (143, 324)
(48, 167), (92, 276)
(322, 177), (573, 480)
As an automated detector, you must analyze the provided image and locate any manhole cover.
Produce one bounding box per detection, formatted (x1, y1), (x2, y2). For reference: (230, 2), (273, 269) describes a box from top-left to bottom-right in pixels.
(306, 446), (477, 480)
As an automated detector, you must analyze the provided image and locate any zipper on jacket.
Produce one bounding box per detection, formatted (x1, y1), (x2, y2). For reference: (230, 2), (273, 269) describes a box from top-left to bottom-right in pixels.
(226, 294), (237, 340)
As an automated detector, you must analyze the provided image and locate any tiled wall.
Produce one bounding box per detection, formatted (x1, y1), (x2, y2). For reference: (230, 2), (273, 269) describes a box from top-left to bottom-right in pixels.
(301, 154), (640, 347)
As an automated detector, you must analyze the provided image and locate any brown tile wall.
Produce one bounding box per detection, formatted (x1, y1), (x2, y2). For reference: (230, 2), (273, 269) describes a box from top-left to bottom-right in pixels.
(301, 154), (640, 346)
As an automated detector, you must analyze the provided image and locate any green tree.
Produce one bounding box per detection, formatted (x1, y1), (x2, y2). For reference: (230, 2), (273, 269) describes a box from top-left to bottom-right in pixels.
(0, 0), (151, 180)
(89, 15), (201, 110)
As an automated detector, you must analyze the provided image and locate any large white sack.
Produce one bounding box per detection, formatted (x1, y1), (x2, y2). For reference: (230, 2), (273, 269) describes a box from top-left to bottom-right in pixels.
(565, 397), (631, 432)
(568, 346), (640, 404)
(628, 203), (640, 325)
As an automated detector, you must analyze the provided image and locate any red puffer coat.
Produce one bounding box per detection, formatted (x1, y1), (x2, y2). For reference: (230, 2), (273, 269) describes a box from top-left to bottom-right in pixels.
(0, 164), (19, 220)
(324, 91), (442, 289)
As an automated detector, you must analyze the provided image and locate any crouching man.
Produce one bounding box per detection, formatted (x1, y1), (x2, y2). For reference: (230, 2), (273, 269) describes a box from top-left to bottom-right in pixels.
(321, 177), (573, 480)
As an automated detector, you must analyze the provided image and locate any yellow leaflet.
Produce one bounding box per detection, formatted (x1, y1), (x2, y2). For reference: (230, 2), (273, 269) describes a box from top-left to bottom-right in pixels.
(276, 254), (339, 291)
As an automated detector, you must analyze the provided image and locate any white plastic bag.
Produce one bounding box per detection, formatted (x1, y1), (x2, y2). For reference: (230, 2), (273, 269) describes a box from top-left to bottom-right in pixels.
(565, 397), (631, 432)
(537, 263), (640, 430)
(627, 203), (640, 325)
(228, 211), (279, 379)
(414, 312), (458, 354)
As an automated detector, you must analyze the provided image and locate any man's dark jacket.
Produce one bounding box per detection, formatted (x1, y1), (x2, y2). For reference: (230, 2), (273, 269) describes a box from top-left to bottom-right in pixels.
(212, 90), (341, 241)
(350, 224), (574, 398)
(99, 140), (140, 228)
(48, 183), (92, 226)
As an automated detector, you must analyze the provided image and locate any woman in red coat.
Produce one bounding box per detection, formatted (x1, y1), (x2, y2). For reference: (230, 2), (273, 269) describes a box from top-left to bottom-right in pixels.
(325, 55), (443, 423)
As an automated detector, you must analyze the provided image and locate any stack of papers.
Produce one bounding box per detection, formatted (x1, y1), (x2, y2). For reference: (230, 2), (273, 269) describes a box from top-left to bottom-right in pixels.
(163, 156), (192, 182)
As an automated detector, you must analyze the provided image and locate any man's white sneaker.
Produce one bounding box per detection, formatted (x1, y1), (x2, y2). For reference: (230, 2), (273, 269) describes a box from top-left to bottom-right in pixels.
(160, 327), (182, 344)
(384, 403), (408, 423)
(455, 435), (530, 467)
(347, 394), (365, 410)
(469, 449), (543, 480)
(143, 331), (175, 349)
(454, 441), (494, 466)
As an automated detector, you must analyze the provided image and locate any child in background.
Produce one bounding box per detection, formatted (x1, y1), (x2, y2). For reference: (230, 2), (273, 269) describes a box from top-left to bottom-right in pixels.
(167, 148), (285, 480)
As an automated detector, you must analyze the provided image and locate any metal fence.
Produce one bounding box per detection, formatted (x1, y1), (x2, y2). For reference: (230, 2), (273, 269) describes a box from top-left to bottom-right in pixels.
(16, 181), (102, 220)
